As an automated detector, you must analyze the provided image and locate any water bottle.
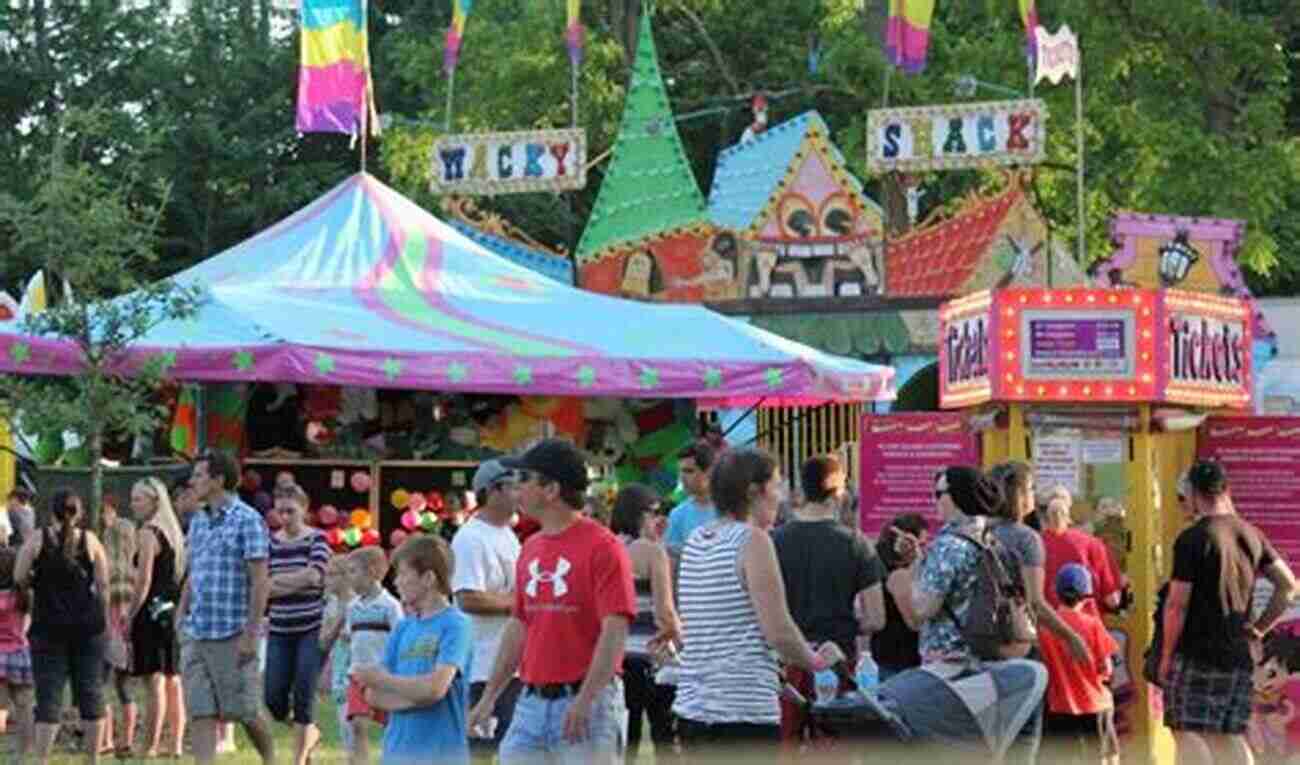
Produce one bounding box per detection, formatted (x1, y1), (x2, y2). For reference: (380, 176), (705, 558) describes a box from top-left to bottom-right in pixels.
(814, 668), (839, 704)
(855, 646), (880, 697)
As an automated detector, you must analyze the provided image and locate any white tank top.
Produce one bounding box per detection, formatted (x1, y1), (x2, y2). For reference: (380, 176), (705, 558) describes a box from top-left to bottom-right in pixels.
(672, 520), (780, 725)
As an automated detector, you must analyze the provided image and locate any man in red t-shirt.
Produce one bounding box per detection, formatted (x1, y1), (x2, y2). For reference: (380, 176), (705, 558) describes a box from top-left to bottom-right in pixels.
(1040, 496), (1122, 613)
(468, 439), (636, 764)
(1040, 564), (1121, 764)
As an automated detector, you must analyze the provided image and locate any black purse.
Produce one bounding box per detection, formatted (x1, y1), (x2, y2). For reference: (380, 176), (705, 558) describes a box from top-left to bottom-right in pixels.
(1142, 583), (1170, 687)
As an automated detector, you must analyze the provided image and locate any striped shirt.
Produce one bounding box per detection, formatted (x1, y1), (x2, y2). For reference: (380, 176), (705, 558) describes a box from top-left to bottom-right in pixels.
(267, 530), (330, 635)
(673, 520), (780, 726)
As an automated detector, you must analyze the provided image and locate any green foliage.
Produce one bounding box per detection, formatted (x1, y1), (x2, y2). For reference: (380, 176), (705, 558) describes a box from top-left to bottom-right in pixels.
(0, 108), (203, 523)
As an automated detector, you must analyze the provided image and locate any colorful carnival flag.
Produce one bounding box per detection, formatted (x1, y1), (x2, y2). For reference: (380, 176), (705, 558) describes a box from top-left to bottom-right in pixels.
(298, 0), (371, 134)
(445, 0), (473, 74)
(1019, 0), (1039, 62)
(884, 0), (935, 74)
(566, 0), (584, 67)
(1034, 24), (1079, 85)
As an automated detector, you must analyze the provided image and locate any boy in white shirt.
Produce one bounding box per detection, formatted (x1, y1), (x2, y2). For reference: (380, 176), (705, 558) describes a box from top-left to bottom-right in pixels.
(343, 547), (403, 765)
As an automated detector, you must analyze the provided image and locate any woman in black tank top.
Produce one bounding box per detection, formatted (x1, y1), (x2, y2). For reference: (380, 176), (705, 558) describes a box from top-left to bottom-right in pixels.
(14, 487), (111, 765)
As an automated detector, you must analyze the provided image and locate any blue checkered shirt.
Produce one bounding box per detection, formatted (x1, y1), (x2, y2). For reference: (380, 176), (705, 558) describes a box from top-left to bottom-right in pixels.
(182, 493), (269, 641)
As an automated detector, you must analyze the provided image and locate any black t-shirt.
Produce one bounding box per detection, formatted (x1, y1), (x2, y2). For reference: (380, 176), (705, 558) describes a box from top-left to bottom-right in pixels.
(772, 518), (885, 658)
(1171, 514), (1277, 670)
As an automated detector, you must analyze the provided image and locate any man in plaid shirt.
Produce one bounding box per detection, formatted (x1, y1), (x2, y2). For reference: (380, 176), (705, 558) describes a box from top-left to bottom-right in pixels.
(177, 449), (275, 765)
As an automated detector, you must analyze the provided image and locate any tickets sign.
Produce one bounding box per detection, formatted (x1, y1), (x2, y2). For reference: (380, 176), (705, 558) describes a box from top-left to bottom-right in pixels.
(867, 99), (1047, 173)
(430, 128), (587, 195)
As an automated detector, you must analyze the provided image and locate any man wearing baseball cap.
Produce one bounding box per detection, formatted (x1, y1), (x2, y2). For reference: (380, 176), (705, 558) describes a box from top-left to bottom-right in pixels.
(452, 459), (523, 752)
(469, 439), (637, 764)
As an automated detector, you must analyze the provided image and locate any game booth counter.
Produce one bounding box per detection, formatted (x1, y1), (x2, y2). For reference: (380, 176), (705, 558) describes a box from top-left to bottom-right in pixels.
(873, 285), (1251, 765)
(0, 172), (896, 550)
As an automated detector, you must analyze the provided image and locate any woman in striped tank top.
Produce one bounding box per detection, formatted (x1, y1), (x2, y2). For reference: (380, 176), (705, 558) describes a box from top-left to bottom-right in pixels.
(610, 484), (681, 762)
(265, 484), (332, 765)
(673, 448), (842, 755)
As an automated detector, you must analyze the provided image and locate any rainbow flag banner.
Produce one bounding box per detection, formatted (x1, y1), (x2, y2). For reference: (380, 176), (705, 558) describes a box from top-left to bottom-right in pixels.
(1019, 0), (1039, 62)
(884, 0), (936, 74)
(298, 0), (369, 134)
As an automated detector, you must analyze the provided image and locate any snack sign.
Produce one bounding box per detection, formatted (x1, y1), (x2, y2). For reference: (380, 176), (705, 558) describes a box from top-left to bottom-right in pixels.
(430, 128), (587, 195)
(867, 99), (1047, 173)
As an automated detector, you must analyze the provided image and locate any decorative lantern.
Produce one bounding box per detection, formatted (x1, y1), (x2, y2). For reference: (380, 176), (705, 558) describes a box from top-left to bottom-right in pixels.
(325, 527), (344, 549)
(419, 512), (439, 533)
(389, 529), (409, 549)
(1158, 230), (1199, 287)
(426, 491), (446, 512)
(342, 527), (363, 548)
(318, 505), (339, 527)
(361, 528), (381, 547)
(350, 509), (372, 530)
(391, 489), (410, 510)
(350, 471), (372, 493)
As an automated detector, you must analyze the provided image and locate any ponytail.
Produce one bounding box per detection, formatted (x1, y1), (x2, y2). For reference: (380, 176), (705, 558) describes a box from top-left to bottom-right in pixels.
(49, 488), (83, 562)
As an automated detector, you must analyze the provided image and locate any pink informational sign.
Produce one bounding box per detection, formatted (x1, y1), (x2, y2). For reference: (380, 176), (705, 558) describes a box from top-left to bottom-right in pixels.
(858, 413), (980, 536)
(1197, 417), (1300, 569)
(1197, 416), (1300, 760)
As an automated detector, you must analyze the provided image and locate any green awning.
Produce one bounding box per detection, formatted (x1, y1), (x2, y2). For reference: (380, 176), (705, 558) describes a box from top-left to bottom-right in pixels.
(750, 312), (916, 356)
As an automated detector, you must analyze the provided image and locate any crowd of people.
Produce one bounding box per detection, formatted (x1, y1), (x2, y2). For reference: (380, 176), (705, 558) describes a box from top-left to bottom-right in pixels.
(0, 440), (1290, 765)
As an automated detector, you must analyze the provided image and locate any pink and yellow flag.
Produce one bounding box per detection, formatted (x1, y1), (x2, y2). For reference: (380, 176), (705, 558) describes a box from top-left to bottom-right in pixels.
(884, 0), (936, 74)
(297, 0), (369, 134)
(566, 0), (584, 67)
(1019, 0), (1039, 62)
(445, 0), (473, 74)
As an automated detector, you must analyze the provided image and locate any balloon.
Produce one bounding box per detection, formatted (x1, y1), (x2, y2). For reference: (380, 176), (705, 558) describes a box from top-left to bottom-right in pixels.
(362, 529), (381, 547)
(325, 528), (344, 549)
(318, 505), (339, 527)
(342, 527), (363, 548)
(419, 512), (439, 533)
(401, 510), (420, 531)
(389, 529), (408, 549)
(350, 509), (372, 530)
(391, 489), (410, 510)
(350, 471), (372, 493)
(406, 493), (427, 513)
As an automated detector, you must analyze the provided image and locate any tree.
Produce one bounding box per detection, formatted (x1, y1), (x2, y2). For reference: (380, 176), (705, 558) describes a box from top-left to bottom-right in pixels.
(0, 109), (203, 526)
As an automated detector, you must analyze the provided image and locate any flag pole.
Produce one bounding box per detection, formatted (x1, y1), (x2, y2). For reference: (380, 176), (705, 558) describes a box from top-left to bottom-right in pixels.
(1075, 51), (1085, 263)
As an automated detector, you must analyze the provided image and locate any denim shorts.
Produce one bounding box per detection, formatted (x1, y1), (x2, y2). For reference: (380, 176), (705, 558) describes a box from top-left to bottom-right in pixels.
(500, 679), (627, 765)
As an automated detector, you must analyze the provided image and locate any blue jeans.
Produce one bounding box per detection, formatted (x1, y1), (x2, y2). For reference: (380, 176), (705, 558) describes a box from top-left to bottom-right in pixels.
(500, 680), (627, 765)
(264, 628), (323, 725)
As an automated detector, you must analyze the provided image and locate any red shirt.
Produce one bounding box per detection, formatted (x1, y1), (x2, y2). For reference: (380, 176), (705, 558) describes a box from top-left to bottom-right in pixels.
(513, 517), (636, 684)
(1041, 528), (1121, 613)
(1039, 606), (1120, 714)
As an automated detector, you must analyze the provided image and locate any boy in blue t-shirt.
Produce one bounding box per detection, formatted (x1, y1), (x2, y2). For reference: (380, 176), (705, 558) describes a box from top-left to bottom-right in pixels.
(351, 535), (473, 765)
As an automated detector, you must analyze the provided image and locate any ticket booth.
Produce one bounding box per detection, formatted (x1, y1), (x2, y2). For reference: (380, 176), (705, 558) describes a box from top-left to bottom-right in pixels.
(939, 287), (1254, 765)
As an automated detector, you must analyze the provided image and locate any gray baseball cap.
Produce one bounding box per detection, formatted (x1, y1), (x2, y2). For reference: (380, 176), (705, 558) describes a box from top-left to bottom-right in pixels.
(472, 459), (514, 492)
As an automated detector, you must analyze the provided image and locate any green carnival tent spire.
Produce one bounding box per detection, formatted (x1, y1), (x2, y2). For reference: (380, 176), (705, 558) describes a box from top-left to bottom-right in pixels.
(574, 6), (707, 264)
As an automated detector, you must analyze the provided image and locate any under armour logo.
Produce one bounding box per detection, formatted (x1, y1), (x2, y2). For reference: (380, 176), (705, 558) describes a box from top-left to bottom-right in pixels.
(525, 557), (572, 598)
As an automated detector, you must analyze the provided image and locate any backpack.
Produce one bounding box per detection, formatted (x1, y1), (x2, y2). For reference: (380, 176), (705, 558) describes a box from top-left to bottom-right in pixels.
(943, 529), (1037, 660)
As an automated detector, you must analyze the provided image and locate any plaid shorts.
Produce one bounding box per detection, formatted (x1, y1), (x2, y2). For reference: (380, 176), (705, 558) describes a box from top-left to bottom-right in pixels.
(1164, 654), (1253, 734)
(0, 648), (33, 687)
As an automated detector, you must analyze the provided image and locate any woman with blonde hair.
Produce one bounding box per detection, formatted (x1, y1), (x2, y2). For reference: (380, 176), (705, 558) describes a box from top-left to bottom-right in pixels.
(124, 477), (188, 758)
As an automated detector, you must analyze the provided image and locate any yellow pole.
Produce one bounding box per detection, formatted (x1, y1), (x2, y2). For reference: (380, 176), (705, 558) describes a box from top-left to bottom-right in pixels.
(0, 416), (13, 499)
(1008, 403), (1028, 460)
(1127, 404), (1174, 764)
